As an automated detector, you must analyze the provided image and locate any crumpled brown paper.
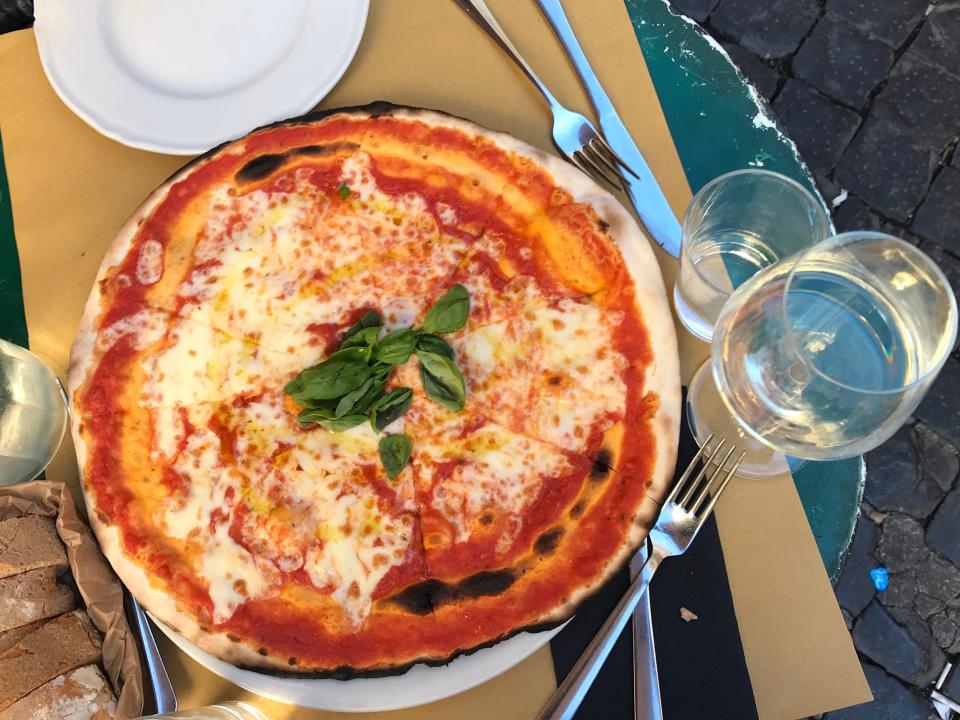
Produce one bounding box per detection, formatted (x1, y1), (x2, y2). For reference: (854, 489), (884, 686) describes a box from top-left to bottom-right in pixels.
(0, 481), (143, 719)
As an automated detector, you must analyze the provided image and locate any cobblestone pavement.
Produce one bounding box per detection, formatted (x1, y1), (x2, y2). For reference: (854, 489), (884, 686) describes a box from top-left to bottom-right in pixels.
(2, 0), (959, 717)
(667, 0), (960, 717)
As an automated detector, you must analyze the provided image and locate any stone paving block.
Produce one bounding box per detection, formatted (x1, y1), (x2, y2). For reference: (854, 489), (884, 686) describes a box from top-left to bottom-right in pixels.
(835, 115), (939, 221)
(914, 593), (946, 620)
(913, 166), (960, 252)
(872, 51), (960, 151)
(927, 490), (960, 568)
(916, 423), (959, 494)
(832, 195), (881, 233)
(772, 79), (861, 174)
(912, 2), (960, 77)
(876, 514), (928, 573)
(826, 0), (929, 48)
(914, 358), (960, 448)
(916, 553), (960, 609)
(709, 0), (820, 59)
(668, 0), (720, 24)
(931, 610), (960, 650)
(825, 663), (932, 719)
(865, 426), (943, 519)
(889, 606), (947, 686)
(853, 601), (942, 684)
(793, 15), (895, 110)
(834, 515), (878, 615)
(881, 572), (918, 609)
(721, 42), (781, 99)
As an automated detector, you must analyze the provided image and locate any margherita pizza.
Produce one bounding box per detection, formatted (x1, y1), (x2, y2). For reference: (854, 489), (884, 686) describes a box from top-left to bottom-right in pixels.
(67, 104), (680, 675)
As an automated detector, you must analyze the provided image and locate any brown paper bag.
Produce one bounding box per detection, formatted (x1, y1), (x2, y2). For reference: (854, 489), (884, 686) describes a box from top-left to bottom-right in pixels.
(0, 481), (143, 718)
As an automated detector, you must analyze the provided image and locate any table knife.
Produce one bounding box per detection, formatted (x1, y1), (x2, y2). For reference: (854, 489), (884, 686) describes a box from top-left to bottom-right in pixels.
(535, 0), (682, 257)
(630, 541), (664, 720)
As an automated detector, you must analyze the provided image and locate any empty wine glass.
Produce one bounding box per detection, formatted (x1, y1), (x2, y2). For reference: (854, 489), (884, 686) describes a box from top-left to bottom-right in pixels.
(688, 232), (958, 478)
(0, 339), (67, 486)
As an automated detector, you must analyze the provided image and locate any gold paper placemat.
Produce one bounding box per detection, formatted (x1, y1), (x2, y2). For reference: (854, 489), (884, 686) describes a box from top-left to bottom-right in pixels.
(0, 0), (870, 717)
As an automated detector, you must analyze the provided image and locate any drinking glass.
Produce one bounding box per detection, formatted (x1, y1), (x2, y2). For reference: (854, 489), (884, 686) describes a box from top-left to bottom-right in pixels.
(140, 701), (268, 720)
(688, 232), (958, 478)
(674, 169), (831, 342)
(0, 339), (67, 486)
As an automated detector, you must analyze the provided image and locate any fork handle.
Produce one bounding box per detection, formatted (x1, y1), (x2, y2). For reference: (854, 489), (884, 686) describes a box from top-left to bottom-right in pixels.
(533, 0), (612, 116)
(451, 0), (561, 108)
(537, 555), (660, 720)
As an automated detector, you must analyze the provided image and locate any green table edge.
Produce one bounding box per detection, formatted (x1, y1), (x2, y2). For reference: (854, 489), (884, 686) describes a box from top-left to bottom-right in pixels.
(629, 0), (863, 580)
(0, 3), (862, 578)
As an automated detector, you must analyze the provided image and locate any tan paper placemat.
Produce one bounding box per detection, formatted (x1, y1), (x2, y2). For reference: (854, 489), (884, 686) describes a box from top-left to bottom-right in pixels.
(0, 1), (870, 717)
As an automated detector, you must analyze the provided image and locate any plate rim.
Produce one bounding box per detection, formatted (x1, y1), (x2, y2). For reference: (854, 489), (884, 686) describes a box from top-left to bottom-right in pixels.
(152, 612), (566, 712)
(33, 0), (370, 155)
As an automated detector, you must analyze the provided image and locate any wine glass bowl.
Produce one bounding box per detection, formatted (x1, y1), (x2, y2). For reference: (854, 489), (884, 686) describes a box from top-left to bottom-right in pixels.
(707, 232), (957, 471)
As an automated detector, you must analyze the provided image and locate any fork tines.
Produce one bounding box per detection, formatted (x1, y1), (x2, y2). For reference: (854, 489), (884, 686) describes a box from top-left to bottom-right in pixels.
(668, 434), (745, 518)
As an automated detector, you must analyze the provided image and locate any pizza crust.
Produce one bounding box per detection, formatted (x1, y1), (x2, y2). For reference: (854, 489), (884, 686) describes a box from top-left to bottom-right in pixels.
(69, 102), (680, 674)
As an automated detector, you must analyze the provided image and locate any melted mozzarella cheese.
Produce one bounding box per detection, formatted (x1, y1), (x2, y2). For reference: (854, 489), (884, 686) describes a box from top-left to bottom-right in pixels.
(140, 317), (311, 407)
(201, 521), (271, 624)
(96, 309), (168, 352)
(528, 300), (627, 408)
(135, 239), (164, 285)
(452, 298), (628, 452)
(151, 392), (415, 627)
(418, 421), (571, 542)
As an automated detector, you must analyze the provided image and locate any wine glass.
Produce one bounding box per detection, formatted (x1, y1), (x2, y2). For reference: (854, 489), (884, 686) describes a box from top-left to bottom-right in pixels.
(674, 169), (831, 342)
(0, 339), (67, 486)
(687, 232), (958, 479)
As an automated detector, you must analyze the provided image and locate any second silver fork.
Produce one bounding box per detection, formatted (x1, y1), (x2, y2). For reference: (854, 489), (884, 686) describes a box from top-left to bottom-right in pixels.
(537, 436), (745, 720)
(452, 0), (636, 189)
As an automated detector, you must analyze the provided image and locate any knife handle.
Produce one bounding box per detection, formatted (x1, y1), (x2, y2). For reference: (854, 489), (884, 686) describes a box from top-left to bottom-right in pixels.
(534, 0), (615, 117)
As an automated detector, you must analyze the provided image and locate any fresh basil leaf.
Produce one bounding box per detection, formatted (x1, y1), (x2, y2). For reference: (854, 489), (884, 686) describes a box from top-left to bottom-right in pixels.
(297, 406), (337, 426)
(335, 378), (384, 418)
(372, 363), (394, 381)
(416, 349), (466, 411)
(299, 396), (338, 412)
(416, 333), (455, 360)
(318, 414), (367, 432)
(373, 328), (418, 365)
(379, 434), (413, 480)
(338, 182), (352, 199)
(339, 325), (380, 350)
(283, 376), (305, 396)
(287, 347), (373, 401)
(341, 310), (382, 343)
(423, 284), (469, 334)
(369, 387), (413, 431)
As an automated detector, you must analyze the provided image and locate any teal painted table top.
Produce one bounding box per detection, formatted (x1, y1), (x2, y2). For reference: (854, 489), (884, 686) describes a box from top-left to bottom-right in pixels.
(0, 0), (862, 578)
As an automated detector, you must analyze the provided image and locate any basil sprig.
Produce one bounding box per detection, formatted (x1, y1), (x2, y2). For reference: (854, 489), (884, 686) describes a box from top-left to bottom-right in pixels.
(284, 285), (470, 479)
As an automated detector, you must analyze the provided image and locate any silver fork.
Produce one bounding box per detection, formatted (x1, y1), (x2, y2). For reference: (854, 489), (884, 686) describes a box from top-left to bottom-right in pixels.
(452, 0), (638, 189)
(537, 436), (745, 720)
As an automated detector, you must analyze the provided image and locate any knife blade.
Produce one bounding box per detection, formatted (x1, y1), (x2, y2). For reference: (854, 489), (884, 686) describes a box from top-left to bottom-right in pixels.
(535, 0), (682, 257)
(630, 541), (664, 720)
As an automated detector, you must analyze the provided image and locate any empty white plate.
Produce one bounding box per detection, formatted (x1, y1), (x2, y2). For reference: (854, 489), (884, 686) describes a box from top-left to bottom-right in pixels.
(34, 0), (369, 155)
